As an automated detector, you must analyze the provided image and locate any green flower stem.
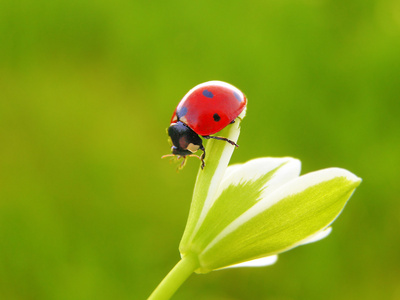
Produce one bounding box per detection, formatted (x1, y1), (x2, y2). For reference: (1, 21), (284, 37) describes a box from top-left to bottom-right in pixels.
(148, 254), (199, 300)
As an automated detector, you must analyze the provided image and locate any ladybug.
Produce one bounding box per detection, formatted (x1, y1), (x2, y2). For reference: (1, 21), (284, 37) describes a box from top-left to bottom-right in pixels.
(162, 81), (247, 169)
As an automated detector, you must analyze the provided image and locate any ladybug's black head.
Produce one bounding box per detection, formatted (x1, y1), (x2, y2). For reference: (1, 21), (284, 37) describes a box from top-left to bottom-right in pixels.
(164, 121), (206, 169)
(168, 121), (203, 156)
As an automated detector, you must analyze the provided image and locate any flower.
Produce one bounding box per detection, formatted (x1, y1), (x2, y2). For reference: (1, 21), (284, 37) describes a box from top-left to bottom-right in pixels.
(150, 107), (361, 300)
(178, 111), (361, 273)
(180, 157), (360, 273)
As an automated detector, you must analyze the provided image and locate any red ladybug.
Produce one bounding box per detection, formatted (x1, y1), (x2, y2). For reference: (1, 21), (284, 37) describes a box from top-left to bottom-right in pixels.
(163, 81), (247, 169)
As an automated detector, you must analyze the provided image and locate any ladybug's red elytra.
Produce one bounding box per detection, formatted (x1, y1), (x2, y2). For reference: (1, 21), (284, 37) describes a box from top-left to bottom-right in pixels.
(162, 81), (247, 169)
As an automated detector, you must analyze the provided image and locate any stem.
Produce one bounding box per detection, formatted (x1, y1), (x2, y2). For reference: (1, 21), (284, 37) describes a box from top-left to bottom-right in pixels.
(148, 254), (199, 300)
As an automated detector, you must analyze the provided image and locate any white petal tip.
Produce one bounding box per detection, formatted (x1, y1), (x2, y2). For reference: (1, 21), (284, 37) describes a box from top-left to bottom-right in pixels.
(323, 168), (361, 183)
(298, 227), (332, 246)
(220, 255), (278, 270)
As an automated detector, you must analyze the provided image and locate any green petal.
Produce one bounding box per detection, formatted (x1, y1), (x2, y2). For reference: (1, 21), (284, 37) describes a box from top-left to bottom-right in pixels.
(196, 168), (361, 273)
(185, 157), (301, 255)
(179, 107), (246, 254)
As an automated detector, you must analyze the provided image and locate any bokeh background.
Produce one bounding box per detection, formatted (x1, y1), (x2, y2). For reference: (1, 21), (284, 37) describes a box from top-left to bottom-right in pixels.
(1, 0), (399, 299)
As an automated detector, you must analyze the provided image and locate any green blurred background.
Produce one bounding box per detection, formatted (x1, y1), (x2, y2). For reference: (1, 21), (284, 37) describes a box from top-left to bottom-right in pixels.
(1, 0), (399, 299)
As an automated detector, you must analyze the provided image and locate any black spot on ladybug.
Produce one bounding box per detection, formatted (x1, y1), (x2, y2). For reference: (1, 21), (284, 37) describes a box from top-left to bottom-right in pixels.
(213, 113), (221, 122)
(202, 89), (214, 98)
(233, 91), (242, 102)
(176, 106), (188, 119)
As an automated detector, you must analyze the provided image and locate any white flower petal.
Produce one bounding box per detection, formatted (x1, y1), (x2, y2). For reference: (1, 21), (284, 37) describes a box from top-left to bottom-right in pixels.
(187, 157), (301, 256)
(233, 168), (359, 235)
(221, 163), (242, 180)
(214, 157), (301, 202)
(191, 122), (242, 236)
(201, 167), (360, 257)
(220, 255), (278, 270)
(296, 227), (332, 246)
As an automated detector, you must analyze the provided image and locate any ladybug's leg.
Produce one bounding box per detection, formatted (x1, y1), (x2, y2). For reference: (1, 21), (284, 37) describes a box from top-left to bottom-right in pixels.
(183, 151), (205, 169)
(199, 145), (206, 169)
(203, 136), (239, 148)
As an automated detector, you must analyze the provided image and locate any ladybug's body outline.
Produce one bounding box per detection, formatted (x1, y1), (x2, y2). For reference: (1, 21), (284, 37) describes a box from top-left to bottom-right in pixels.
(163, 81), (247, 169)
